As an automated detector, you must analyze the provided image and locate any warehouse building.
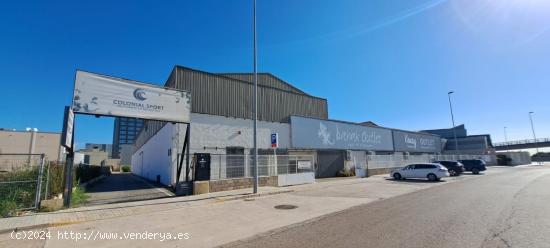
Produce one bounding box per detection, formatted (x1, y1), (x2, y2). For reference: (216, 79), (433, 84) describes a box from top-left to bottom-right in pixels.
(132, 66), (327, 186)
(422, 125), (495, 155)
(130, 66), (442, 187)
(0, 128), (64, 163)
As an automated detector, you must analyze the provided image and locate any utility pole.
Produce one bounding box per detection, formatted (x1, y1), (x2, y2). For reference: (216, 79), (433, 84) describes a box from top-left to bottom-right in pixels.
(448, 91), (460, 155)
(504, 126), (508, 143)
(528, 112), (539, 155)
(252, 0), (259, 194)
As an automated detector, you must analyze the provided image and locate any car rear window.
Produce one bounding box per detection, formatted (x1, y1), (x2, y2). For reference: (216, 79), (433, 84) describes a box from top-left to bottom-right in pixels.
(416, 164), (436, 169)
(440, 161), (457, 166)
(461, 160), (484, 165)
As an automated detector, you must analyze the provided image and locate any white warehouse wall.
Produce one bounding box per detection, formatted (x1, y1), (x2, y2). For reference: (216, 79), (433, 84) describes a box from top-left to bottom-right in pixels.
(132, 123), (174, 186)
(133, 113), (291, 186)
(180, 113), (291, 155)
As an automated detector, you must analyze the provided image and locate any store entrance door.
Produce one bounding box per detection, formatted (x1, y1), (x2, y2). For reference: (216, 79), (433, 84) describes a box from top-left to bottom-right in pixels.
(316, 150), (345, 178)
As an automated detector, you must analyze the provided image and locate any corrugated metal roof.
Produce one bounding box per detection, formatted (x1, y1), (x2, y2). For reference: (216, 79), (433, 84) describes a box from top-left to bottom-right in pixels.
(217, 73), (307, 95)
(134, 65), (328, 150)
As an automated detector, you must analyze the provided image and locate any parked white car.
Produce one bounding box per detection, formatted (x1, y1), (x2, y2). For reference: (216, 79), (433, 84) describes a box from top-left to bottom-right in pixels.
(390, 163), (449, 181)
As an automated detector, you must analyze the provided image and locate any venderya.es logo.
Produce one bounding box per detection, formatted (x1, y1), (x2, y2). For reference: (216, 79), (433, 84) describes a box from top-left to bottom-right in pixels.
(133, 88), (147, 101)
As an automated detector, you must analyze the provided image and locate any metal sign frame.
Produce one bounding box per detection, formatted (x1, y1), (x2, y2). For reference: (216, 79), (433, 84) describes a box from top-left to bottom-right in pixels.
(71, 70), (191, 123)
(60, 106), (74, 149)
(62, 70), (193, 207)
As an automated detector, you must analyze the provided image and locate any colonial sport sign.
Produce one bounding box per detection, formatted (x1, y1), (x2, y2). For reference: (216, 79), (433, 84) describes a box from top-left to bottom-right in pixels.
(72, 70), (191, 123)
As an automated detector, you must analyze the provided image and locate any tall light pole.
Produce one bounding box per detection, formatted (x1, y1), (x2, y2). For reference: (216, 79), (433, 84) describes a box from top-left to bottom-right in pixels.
(448, 91), (460, 155)
(252, 0), (259, 194)
(528, 112), (539, 155)
(504, 126), (508, 143)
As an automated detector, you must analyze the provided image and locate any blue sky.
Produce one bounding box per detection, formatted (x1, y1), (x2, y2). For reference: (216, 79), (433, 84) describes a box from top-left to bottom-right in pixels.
(1, 0), (549, 147)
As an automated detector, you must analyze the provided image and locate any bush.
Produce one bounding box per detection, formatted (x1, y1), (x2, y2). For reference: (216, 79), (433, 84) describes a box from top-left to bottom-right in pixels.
(44, 162), (65, 199)
(70, 186), (89, 207)
(0, 200), (17, 217)
(0, 168), (40, 213)
(121, 165), (131, 172)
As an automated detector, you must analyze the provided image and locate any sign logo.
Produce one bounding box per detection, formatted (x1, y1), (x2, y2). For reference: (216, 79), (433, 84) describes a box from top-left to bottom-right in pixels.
(318, 123), (335, 145)
(133, 88), (147, 101)
(404, 134), (417, 149)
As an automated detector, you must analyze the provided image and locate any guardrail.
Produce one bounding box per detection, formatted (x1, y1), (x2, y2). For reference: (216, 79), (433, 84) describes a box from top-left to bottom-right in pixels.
(493, 138), (550, 147)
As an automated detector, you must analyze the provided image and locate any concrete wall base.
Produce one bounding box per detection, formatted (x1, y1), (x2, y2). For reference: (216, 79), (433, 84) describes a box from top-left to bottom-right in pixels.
(367, 167), (400, 176)
(278, 173), (315, 186)
(193, 181), (210, 195)
(40, 199), (63, 212)
(209, 176), (278, 193)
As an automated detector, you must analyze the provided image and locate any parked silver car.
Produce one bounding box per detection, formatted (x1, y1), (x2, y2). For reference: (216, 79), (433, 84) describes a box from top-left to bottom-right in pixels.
(390, 163), (450, 181)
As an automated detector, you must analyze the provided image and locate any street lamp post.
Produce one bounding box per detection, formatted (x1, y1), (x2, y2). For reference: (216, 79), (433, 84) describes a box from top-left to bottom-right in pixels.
(528, 112), (539, 155)
(252, 0), (259, 194)
(504, 126), (508, 143)
(448, 91), (460, 155)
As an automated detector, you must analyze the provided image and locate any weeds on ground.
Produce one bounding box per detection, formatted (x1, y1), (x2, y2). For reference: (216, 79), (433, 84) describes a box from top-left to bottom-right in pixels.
(0, 200), (18, 217)
(0, 168), (40, 217)
(70, 186), (89, 207)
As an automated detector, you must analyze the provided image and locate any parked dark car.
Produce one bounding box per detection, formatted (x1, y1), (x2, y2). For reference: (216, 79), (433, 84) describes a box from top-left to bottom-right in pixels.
(458, 159), (487, 174)
(434, 161), (464, 176)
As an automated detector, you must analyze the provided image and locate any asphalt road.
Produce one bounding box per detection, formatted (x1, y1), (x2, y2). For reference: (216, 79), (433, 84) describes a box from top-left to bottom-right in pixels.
(227, 166), (550, 248)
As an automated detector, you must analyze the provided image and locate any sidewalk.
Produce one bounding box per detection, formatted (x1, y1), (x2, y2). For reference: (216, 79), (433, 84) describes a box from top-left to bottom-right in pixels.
(0, 186), (292, 233)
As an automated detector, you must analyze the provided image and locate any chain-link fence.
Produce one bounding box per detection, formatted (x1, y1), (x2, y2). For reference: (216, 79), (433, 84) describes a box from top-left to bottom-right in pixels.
(209, 155), (314, 180)
(42, 161), (68, 201)
(365, 154), (496, 169)
(0, 154), (46, 213)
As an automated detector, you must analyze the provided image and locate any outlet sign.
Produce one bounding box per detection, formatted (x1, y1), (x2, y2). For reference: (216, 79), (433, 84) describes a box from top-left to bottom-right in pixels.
(290, 116), (393, 151)
(392, 130), (441, 153)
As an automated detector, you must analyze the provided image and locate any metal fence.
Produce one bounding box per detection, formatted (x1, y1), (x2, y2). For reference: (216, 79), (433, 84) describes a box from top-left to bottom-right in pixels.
(365, 154), (496, 169)
(0, 154), (46, 211)
(209, 155), (314, 180)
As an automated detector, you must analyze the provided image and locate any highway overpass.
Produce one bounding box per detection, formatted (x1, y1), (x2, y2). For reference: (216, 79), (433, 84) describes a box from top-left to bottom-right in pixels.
(493, 138), (550, 151)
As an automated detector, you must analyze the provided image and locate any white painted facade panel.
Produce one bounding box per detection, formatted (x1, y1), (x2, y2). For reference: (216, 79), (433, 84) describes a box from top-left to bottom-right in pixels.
(132, 123), (174, 186)
(181, 113), (291, 155)
(277, 172), (315, 186)
(348, 151), (367, 177)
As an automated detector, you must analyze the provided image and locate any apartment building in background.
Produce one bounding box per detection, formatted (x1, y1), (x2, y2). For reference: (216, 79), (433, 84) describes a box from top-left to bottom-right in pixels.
(111, 117), (144, 158)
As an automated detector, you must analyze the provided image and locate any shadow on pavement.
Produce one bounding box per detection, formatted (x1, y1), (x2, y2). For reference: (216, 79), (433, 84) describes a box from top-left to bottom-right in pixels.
(86, 173), (167, 192)
(83, 173), (175, 206)
(384, 178), (446, 183)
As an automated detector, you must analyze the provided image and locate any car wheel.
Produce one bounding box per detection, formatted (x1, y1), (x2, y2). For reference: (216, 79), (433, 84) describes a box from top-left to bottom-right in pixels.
(427, 173), (437, 181)
(449, 169), (457, 176)
(472, 168), (480, 175)
(393, 173), (402, 180)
